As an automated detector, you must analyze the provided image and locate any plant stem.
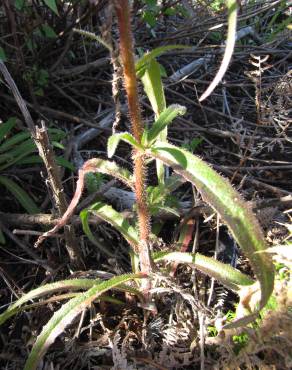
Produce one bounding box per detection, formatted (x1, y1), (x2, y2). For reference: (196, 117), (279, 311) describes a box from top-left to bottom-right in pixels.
(114, 1), (153, 287)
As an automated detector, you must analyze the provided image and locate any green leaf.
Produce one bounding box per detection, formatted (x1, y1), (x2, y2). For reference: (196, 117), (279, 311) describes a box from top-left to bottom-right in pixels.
(141, 58), (166, 116)
(164, 7), (177, 16)
(144, 105), (186, 145)
(153, 251), (254, 291)
(107, 132), (143, 158)
(0, 279), (100, 326)
(148, 142), (274, 327)
(142, 10), (157, 28)
(0, 175), (40, 214)
(80, 201), (139, 250)
(40, 24), (57, 38)
(15, 156), (75, 171)
(84, 158), (134, 189)
(42, 0), (59, 16)
(0, 131), (31, 152)
(135, 45), (189, 77)
(14, 0), (25, 11)
(0, 118), (16, 143)
(24, 273), (145, 370)
(139, 56), (167, 183)
(85, 172), (104, 193)
(80, 208), (116, 257)
(73, 28), (112, 52)
(0, 47), (7, 62)
(0, 139), (37, 170)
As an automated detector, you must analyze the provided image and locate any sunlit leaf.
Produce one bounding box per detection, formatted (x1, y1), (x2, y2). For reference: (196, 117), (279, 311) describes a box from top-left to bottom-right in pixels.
(24, 273), (145, 370)
(84, 158), (134, 189)
(80, 201), (139, 250)
(148, 142), (274, 327)
(0, 279), (100, 326)
(107, 132), (143, 158)
(143, 104), (186, 145)
(135, 45), (188, 77)
(153, 251), (254, 291)
(141, 58), (166, 117)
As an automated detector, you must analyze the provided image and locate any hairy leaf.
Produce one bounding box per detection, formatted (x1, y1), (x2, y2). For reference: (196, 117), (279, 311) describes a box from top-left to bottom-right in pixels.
(143, 104), (186, 145)
(81, 201), (139, 250)
(107, 132), (143, 158)
(0, 279), (100, 326)
(141, 58), (166, 117)
(148, 142), (274, 327)
(24, 273), (145, 370)
(140, 56), (167, 183)
(135, 45), (188, 77)
(153, 251), (254, 292)
(84, 158), (134, 189)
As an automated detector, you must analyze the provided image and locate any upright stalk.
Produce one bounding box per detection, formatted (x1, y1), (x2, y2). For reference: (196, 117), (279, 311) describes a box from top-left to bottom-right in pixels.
(114, 1), (153, 287)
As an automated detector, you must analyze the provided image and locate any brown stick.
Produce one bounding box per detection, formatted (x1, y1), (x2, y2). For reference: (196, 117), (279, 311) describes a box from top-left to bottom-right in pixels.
(0, 61), (83, 268)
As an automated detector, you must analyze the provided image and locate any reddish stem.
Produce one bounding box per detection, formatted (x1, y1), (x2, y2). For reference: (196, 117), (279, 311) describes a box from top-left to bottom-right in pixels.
(114, 1), (152, 287)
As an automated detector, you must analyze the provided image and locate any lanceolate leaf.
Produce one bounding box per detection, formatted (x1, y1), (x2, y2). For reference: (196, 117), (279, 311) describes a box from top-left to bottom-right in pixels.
(135, 45), (188, 77)
(139, 56), (167, 183)
(199, 0), (238, 101)
(148, 142), (274, 326)
(81, 201), (139, 250)
(24, 273), (145, 370)
(42, 0), (59, 16)
(0, 139), (36, 169)
(84, 158), (134, 189)
(153, 251), (254, 292)
(0, 117), (16, 143)
(0, 175), (40, 214)
(0, 128), (65, 153)
(140, 58), (166, 117)
(0, 279), (100, 326)
(80, 208), (116, 257)
(144, 105), (186, 145)
(0, 277), (143, 327)
(107, 132), (143, 158)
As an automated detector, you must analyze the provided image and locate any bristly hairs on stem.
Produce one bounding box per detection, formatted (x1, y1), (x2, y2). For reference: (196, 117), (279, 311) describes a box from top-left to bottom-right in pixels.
(114, 0), (153, 293)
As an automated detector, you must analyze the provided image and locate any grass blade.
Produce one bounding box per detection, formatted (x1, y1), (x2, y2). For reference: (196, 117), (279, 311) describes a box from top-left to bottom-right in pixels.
(0, 175), (40, 214)
(0, 117), (16, 143)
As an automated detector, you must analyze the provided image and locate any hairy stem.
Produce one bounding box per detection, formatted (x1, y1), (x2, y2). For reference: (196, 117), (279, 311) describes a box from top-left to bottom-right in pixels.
(114, 1), (152, 287)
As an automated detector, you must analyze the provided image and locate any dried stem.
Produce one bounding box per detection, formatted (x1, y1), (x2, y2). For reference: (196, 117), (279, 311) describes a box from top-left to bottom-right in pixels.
(0, 61), (83, 268)
(114, 1), (152, 286)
